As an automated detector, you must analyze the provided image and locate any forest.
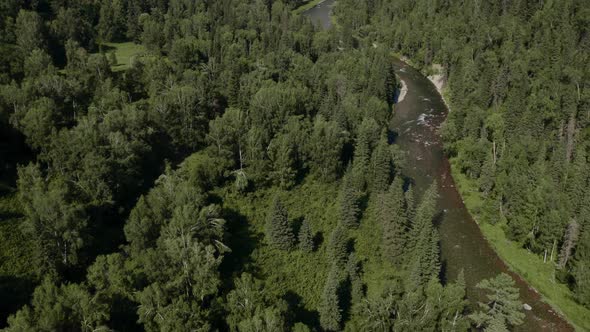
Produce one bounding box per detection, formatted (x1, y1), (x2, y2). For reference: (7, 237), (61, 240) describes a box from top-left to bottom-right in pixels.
(0, 0), (588, 331)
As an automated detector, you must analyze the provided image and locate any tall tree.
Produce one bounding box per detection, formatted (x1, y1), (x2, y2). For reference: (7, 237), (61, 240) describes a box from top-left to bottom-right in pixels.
(298, 219), (314, 252)
(226, 273), (287, 332)
(265, 198), (295, 250)
(469, 273), (524, 329)
(558, 219), (580, 269)
(327, 225), (349, 267)
(339, 171), (360, 229)
(573, 228), (590, 305)
(379, 177), (408, 265)
(17, 164), (87, 275)
(6, 278), (109, 331)
(370, 131), (393, 192)
(319, 266), (342, 331)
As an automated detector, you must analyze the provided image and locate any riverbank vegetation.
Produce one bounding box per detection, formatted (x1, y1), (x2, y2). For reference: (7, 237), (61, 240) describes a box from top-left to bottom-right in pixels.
(452, 161), (590, 330)
(0, 0), (480, 331)
(354, 0), (589, 328)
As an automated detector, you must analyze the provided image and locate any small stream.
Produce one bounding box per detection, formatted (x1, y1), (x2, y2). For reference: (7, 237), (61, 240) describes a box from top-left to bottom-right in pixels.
(303, 2), (573, 331)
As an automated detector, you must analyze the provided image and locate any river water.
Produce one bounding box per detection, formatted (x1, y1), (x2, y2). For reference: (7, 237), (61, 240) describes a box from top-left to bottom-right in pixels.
(304, 2), (572, 331)
(303, 0), (336, 29)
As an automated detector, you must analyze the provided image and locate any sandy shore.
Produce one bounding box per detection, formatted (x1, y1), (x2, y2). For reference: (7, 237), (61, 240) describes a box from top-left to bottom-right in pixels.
(427, 69), (450, 111)
(397, 79), (408, 103)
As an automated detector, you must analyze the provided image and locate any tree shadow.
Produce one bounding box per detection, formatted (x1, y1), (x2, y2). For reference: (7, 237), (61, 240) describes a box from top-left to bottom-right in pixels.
(387, 128), (399, 145)
(439, 259), (448, 286)
(283, 290), (320, 328)
(356, 192), (369, 226)
(313, 232), (324, 251)
(0, 275), (35, 328)
(108, 295), (142, 332)
(292, 216), (305, 238)
(338, 277), (353, 325)
(219, 208), (262, 284)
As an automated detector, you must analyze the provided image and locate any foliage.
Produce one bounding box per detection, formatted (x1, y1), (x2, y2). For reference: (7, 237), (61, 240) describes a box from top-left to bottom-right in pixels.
(298, 218), (314, 252)
(265, 198), (296, 250)
(470, 273), (524, 329)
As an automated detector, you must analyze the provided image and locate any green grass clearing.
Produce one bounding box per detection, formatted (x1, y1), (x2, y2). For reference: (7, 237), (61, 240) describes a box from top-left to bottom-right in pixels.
(101, 42), (147, 72)
(450, 158), (590, 331)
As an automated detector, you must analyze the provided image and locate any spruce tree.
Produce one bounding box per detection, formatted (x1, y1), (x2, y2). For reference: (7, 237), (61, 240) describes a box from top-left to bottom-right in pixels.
(408, 181), (438, 251)
(405, 184), (416, 221)
(573, 227), (590, 305)
(265, 198), (295, 250)
(340, 172), (360, 229)
(298, 219), (314, 252)
(328, 225), (349, 267)
(347, 252), (364, 304)
(409, 228), (441, 288)
(319, 266), (342, 331)
(351, 130), (370, 191)
(469, 273), (524, 329)
(371, 131), (392, 192)
(380, 177), (408, 265)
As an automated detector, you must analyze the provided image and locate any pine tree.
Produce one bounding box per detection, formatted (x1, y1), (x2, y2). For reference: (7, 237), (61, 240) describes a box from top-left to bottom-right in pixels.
(485, 316), (509, 332)
(439, 269), (469, 331)
(346, 252), (364, 304)
(469, 273), (524, 329)
(573, 227), (590, 305)
(340, 173), (360, 229)
(298, 219), (314, 252)
(265, 198), (295, 250)
(319, 266), (342, 331)
(409, 228), (441, 288)
(558, 219), (580, 268)
(408, 181), (438, 251)
(405, 184), (416, 221)
(479, 152), (496, 196)
(351, 130), (370, 191)
(328, 225), (349, 267)
(380, 177), (408, 265)
(371, 131), (392, 192)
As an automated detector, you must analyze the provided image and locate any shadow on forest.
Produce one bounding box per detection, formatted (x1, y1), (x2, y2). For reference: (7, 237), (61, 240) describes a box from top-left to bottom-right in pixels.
(313, 232), (324, 251)
(219, 208), (262, 281)
(339, 278), (353, 325)
(387, 128), (399, 145)
(284, 291), (320, 328)
(0, 275), (35, 328)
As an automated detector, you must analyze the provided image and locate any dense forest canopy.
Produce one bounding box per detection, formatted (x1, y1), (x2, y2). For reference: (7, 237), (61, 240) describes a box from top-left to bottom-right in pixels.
(362, 0), (590, 305)
(0, 0), (587, 331)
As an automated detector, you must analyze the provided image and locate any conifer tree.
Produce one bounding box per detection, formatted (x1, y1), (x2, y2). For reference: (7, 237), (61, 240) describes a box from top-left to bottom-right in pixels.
(298, 219), (314, 252)
(439, 270), (469, 331)
(380, 177), (408, 265)
(470, 273), (524, 329)
(265, 198), (295, 250)
(371, 131), (392, 192)
(328, 225), (349, 267)
(347, 252), (364, 304)
(319, 266), (342, 331)
(486, 316), (509, 332)
(351, 130), (370, 191)
(340, 172), (360, 229)
(409, 228), (441, 288)
(405, 184), (416, 221)
(558, 219), (580, 269)
(573, 227), (590, 305)
(408, 181), (438, 251)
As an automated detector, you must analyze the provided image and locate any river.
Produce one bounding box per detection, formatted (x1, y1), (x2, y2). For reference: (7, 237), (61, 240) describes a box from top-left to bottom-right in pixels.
(303, 2), (572, 331)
